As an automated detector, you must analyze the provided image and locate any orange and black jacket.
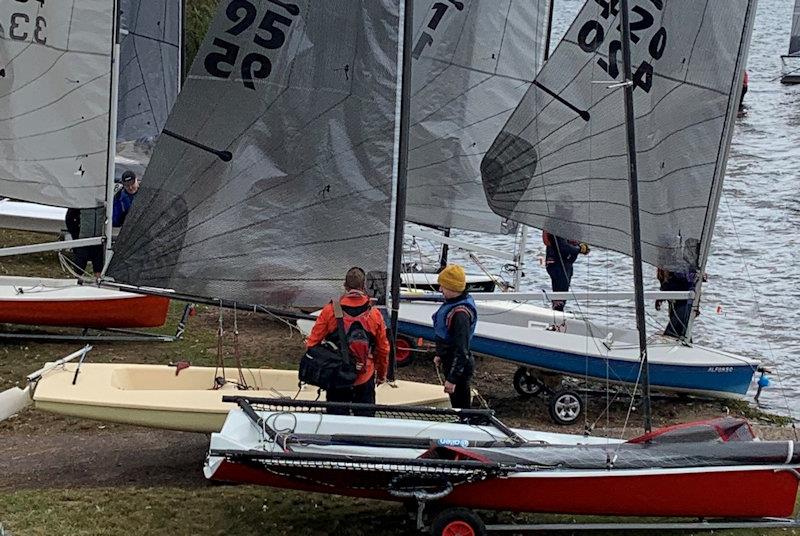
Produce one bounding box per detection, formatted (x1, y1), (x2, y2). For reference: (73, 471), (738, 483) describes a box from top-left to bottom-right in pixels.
(306, 290), (390, 386)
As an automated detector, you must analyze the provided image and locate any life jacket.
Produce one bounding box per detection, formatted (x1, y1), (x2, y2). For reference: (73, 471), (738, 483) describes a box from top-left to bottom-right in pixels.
(432, 294), (477, 343)
(336, 307), (375, 372)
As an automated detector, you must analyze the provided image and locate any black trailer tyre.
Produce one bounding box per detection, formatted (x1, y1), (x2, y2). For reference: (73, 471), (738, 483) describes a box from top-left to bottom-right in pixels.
(548, 389), (583, 425)
(512, 366), (544, 397)
(395, 335), (416, 367)
(430, 508), (486, 536)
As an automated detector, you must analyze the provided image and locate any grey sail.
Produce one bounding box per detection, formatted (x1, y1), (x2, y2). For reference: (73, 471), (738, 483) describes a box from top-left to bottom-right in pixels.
(481, 0), (756, 272)
(117, 0), (182, 142)
(405, 0), (551, 233)
(0, 1), (115, 208)
(789, 0), (800, 56)
(109, 0), (405, 308)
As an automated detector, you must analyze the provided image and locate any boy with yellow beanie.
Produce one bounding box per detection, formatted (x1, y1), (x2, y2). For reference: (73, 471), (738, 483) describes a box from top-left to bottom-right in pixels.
(433, 264), (477, 408)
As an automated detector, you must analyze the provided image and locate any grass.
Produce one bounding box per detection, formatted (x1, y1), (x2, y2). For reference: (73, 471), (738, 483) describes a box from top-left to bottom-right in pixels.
(185, 0), (220, 67)
(1, 487), (798, 536)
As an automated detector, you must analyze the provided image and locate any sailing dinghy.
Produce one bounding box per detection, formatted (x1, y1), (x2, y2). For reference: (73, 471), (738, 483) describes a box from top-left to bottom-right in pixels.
(391, 0), (765, 410)
(1, 0), (452, 427)
(206, 396), (800, 530)
(0, 0), (182, 330)
(783, 0), (800, 84)
(24, 357), (448, 433)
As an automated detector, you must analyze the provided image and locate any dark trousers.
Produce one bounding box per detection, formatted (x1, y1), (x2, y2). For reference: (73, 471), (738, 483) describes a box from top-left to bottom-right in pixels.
(74, 245), (104, 275)
(326, 377), (376, 416)
(448, 379), (472, 409)
(664, 300), (693, 339)
(547, 263), (573, 311)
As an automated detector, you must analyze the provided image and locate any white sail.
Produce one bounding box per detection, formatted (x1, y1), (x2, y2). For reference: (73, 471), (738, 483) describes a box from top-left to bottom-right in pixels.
(405, 0), (551, 234)
(481, 0), (756, 272)
(109, 0), (407, 308)
(117, 0), (182, 142)
(0, 0), (115, 209)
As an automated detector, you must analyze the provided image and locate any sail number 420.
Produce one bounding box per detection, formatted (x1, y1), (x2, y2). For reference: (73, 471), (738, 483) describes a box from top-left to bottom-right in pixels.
(577, 0), (666, 94)
(204, 0), (299, 90)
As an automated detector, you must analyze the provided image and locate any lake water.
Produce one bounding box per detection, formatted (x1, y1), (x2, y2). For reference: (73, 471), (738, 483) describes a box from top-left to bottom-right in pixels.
(414, 0), (800, 416)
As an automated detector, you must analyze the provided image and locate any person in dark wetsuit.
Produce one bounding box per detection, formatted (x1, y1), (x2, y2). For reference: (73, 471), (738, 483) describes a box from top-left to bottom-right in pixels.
(738, 70), (749, 116)
(432, 264), (477, 409)
(656, 268), (697, 340)
(543, 231), (590, 311)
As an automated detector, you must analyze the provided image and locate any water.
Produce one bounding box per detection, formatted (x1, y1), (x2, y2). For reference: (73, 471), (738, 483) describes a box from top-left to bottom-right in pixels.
(409, 0), (800, 416)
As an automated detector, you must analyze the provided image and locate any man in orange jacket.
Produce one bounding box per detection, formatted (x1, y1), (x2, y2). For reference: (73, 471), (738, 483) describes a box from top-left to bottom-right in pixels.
(306, 267), (389, 411)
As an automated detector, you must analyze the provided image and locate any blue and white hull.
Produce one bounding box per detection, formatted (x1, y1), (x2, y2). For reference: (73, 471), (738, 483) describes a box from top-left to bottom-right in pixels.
(396, 301), (760, 398)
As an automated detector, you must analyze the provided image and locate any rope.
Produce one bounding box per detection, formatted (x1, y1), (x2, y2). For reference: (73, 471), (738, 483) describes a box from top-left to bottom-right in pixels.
(213, 301), (226, 389)
(232, 304), (248, 389)
(721, 193), (797, 440)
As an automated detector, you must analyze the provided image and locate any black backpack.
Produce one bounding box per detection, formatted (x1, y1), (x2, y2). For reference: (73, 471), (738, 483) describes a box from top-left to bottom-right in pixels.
(299, 301), (358, 391)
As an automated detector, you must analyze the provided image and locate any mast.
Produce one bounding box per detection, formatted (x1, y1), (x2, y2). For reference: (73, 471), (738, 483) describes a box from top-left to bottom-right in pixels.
(438, 228), (451, 271)
(619, 0), (652, 433)
(388, 0), (414, 382)
(102, 0), (122, 275)
(180, 0), (187, 85)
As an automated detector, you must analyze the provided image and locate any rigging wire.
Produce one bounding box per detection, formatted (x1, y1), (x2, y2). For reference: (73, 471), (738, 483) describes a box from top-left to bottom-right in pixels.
(721, 192), (797, 439)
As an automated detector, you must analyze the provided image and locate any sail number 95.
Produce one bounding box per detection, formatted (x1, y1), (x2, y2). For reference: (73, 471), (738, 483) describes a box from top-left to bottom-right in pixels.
(204, 0), (299, 90)
(577, 0), (666, 93)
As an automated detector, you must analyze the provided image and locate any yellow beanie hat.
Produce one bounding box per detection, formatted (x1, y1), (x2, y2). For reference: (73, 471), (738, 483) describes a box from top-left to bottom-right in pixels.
(438, 264), (467, 293)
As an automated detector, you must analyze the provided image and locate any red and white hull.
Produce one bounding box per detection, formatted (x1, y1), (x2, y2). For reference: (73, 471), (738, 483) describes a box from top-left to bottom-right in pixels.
(206, 407), (800, 519)
(209, 459), (799, 518)
(0, 276), (169, 328)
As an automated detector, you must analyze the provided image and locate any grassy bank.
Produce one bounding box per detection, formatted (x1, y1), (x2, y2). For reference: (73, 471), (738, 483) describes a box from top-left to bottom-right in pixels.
(2, 487), (798, 536)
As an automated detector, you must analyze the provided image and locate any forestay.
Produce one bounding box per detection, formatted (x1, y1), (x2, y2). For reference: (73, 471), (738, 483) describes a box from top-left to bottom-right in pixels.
(481, 0), (756, 272)
(405, 0), (550, 233)
(0, 0), (115, 208)
(109, 0), (405, 308)
(117, 0), (182, 142)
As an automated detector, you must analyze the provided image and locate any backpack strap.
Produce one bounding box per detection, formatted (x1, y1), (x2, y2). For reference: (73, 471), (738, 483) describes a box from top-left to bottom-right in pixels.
(331, 300), (350, 363)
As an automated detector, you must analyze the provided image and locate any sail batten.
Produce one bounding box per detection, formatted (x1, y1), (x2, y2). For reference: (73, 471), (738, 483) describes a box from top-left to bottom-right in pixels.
(109, 0), (406, 308)
(404, 0), (551, 234)
(481, 0), (755, 273)
(0, 1), (115, 208)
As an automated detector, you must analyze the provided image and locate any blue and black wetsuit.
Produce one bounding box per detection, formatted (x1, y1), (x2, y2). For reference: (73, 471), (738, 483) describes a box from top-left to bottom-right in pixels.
(433, 293), (477, 409)
(543, 232), (581, 311)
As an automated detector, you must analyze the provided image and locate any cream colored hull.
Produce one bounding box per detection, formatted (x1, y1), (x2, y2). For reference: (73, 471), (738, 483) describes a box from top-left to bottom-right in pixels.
(31, 363), (450, 433)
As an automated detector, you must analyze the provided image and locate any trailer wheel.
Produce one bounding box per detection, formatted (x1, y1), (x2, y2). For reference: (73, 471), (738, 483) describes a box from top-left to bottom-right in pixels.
(512, 367), (544, 397)
(395, 335), (416, 367)
(430, 508), (486, 536)
(548, 389), (583, 425)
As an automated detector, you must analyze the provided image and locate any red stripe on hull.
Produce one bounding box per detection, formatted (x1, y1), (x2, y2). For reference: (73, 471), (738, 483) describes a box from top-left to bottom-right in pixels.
(0, 296), (170, 328)
(211, 461), (799, 518)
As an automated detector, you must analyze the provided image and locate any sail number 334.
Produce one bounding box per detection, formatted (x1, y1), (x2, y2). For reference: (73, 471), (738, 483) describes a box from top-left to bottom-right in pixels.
(9, 0), (47, 45)
(204, 0), (299, 90)
(578, 0), (666, 93)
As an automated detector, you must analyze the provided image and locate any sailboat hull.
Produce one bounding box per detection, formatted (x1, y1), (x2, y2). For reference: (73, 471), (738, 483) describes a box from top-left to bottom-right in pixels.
(0, 277), (169, 328)
(209, 459), (799, 518)
(395, 301), (758, 398)
(31, 363), (450, 432)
